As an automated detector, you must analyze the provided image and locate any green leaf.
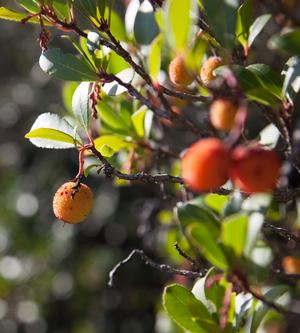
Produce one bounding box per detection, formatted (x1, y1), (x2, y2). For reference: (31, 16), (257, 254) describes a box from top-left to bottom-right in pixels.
(244, 212), (264, 256)
(72, 82), (92, 131)
(96, 102), (129, 132)
(249, 14), (271, 47)
(53, 0), (71, 20)
(102, 68), (134, 96)
(247, 63), (283, 100)
(189, 223), (228, 270)
(25, 113), (81, 149)
(148, 34), (163, 81)
(176, 202), (220, 237)
(134, 1), (159, 45)
(236, 0), (253, 49)
(17, 0), (40, 12)
(94, 135), (133, 153)
(76, 0), (97, 18)
(39, 48), (98, 81)
(0, 6), (51, 24)
(215, 65), (280, 106)
(269, 28), (300, 55)
(167, 0), (191, 51)
(250, 286), (289, 333)
(202, 0), (238, 48)
(62, 34), (96, 70)
(221, 214), (248, 257)
(204, 194), (229, 214)
(282, 56), (300, 100)
(131, 106), (149, 139)
(163, 284), (221, 333)
(110, 10), (127, 42)
(191, 268), (218, 313)
(62, 82), (79, 113)
(99, 144), (115, 157)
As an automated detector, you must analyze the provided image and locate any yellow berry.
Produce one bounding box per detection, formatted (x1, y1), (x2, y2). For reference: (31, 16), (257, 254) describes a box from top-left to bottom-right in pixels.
(169, 55), (195, 87)
(200, 56), (224, 85)
(53, 182), (93, 224)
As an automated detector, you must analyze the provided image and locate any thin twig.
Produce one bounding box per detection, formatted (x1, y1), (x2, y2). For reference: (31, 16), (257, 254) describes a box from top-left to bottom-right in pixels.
(108, 249), (205, 287)
(263, 223), (300, 244)
(174, 242), (199, 267)
(103, 73), (204, 134)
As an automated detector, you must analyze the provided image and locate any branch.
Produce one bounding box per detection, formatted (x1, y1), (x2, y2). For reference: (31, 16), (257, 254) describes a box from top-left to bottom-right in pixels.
(234, 272), (296, 316)
(103, 73), (204, 135)
(108, 249), (205, 287)
(90, 145), (184, 184)
(263, 222), (300, 245)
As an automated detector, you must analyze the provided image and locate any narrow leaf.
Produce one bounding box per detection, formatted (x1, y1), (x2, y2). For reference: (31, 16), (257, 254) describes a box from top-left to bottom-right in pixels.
(72, 82), (91, 131)
(167, 0), (191, 51)
(248, 14), (271, 47)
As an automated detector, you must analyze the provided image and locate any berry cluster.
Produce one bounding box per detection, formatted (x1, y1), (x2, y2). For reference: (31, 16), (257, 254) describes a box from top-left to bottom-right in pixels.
(181, 138), (282, 193)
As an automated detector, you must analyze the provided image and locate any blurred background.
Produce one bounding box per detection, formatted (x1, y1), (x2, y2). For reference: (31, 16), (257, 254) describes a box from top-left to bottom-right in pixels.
(0, 2), (184, 332)
(1, 0), (300, 332)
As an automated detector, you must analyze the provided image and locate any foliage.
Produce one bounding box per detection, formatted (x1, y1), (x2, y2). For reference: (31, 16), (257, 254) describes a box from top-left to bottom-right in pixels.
(1, 0), (300, 332)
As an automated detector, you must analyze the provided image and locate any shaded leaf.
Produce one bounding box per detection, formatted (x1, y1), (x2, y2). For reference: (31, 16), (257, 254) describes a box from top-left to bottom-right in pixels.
(39, 48), (98, 81)
(189, 223), (228, 270)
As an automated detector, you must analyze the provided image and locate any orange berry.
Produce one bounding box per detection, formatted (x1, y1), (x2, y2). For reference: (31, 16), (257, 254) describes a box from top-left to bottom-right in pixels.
(282, 256), (300, 274)
(230, 147), (282, 193)
(210, 99), (238, 132)
(53, 182), (93, 224)
(181, 138), (232, 192)
(200, 56), (224, 85)
(168, 55), (195, 87)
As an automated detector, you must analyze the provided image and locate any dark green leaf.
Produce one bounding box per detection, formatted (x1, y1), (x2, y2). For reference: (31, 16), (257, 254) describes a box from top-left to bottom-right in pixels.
(269, 29), (300, 55)
(134, 1), (159, 45)
(39, 49), (98, 81)
(247, 63), (283, 100)
(189, 223), (228, 270)
(17, 0), (40, 12)
(202, 0), (238, 48)
(176, 202), (220, 237)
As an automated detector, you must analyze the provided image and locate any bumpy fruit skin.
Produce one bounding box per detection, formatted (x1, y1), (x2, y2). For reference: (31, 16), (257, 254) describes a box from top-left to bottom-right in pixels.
(200, 56), (223, 85)
(181, 138), (232, 192)
(210, 99), (238, 132)
(168, 55), (195, 86)
(282, 256), (300, 274)
(230, 147), (282, 193)
(53, 182), (93, 224)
